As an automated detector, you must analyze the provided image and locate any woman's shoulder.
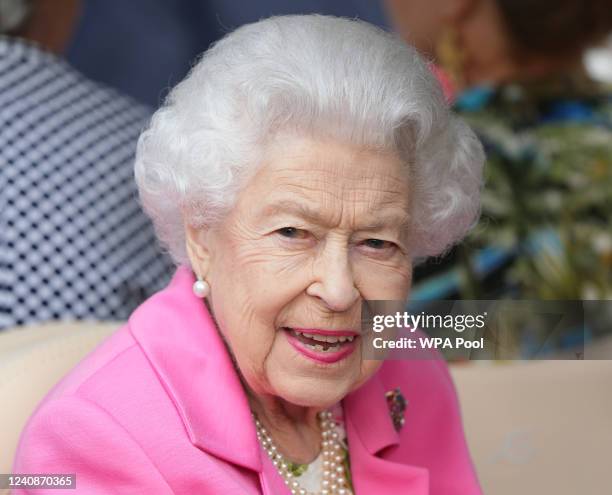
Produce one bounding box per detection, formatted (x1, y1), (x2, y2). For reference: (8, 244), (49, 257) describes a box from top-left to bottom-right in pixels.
(20, 318), (174, 440)
(12, 319), (183, 487)
(40, 324), (144, 401)
(13, 382), (175, 494)
(456, 78), (612, 146)
(15, 274), (206, 446)
(41, 270), (192, 405)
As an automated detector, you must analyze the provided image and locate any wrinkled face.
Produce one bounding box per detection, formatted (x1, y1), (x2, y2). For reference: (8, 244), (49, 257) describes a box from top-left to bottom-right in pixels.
(187, 134), (413, 408)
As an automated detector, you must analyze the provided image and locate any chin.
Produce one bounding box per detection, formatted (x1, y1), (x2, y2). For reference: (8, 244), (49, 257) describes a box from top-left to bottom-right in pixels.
(273, 378), (351, 409)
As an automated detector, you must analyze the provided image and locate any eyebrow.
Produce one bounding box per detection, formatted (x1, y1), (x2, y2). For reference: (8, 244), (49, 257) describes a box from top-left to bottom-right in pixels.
(261, 199), (411, 232)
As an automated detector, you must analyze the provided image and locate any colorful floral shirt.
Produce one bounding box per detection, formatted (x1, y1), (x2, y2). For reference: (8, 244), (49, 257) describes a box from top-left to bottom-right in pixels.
(413, 70), (612, 301)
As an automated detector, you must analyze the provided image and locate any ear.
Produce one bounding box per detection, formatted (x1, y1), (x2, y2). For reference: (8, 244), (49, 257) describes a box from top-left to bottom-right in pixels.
(185, 223), (212, 279)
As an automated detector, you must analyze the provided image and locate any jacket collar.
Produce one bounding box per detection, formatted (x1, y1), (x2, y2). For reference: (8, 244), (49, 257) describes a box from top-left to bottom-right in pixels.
(344, 374), (429, 494)
(128, 267), (428, 494)
(128, 266), (262, 472)
(343, 371), (400, 454)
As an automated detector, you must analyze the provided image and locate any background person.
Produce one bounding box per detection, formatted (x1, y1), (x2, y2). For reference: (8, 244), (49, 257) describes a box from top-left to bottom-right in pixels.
(0, 0), (174, 330)
(385, 0), (612, 302)
(65, 0), (389, 106)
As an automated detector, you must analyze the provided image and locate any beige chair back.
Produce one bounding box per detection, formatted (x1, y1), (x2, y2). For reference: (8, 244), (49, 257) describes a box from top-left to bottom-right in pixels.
(451, 360), (612, 495)
(0, 322), (119, 485)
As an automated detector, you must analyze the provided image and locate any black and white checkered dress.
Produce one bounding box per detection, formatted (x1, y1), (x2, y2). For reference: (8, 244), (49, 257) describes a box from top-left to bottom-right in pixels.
(0, 37), (174, 330)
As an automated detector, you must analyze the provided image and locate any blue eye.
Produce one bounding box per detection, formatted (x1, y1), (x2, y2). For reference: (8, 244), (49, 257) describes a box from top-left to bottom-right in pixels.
(278, 227), (297, 237)
(363, 239), (394, 250)
(277, 227), (308, 239)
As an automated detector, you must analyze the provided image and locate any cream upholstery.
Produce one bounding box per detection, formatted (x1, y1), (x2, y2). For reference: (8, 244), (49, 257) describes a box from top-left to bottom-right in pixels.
(451, 359), (612, 495)
(0, 323), (610, 494)
(0, 322), (119, 480)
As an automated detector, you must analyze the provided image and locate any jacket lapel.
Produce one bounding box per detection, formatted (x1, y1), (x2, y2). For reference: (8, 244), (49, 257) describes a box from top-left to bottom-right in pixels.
(129, 267), (262, 473)
(259, 450), (293, 495)
(344, 373), (429, 494)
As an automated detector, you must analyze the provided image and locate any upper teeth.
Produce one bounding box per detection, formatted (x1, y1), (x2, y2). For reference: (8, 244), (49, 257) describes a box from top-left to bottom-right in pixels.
(292, 330), (355, 343)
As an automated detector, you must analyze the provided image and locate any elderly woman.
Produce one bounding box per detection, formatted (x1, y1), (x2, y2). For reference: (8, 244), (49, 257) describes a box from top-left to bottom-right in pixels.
(13, 15), (484, 495)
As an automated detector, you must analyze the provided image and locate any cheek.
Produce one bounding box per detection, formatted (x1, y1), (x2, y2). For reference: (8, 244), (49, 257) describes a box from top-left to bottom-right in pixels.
(226, 230), (320, 312)
(353, 257), (413, 300)
(208, 242), (312, 374)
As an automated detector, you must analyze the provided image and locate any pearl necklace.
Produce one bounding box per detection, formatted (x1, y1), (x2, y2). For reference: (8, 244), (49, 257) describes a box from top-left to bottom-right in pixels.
(253, 410), (352, 495)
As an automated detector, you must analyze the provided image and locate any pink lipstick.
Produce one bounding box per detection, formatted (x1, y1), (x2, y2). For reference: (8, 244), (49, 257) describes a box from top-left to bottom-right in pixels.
(282, 327), (358, 364)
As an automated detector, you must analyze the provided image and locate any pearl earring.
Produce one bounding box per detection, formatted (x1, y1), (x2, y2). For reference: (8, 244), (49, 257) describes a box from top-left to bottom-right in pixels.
(192, 277), (210, 298)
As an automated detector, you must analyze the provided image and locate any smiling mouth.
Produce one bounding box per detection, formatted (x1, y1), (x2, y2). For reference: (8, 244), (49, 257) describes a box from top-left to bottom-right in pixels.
(281, 327), (356, 352)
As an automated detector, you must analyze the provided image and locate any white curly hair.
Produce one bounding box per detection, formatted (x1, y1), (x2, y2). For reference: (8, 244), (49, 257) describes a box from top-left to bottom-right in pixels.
(134, 14), (484, 265)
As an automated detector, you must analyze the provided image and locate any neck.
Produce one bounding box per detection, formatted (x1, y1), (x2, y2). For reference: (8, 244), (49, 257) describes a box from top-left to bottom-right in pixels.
(246, 388), (325, 464)
(463, 53), (584, 89)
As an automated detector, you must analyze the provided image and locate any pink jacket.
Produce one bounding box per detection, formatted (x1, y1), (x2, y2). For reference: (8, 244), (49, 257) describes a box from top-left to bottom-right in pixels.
(13, 267), (482, 494)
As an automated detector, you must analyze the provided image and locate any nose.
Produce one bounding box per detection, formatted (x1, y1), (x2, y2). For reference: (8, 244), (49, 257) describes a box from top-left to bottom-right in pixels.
(306, 243), (360, 312)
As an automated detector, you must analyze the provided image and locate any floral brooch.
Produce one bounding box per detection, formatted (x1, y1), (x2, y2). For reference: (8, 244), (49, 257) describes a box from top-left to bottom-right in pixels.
(385, 387), (407, 432)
